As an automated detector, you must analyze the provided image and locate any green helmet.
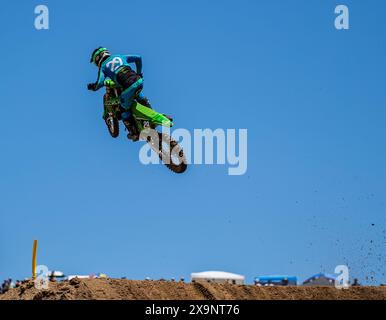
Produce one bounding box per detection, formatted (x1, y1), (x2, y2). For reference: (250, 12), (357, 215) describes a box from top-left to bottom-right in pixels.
(90, 47), (110, 67)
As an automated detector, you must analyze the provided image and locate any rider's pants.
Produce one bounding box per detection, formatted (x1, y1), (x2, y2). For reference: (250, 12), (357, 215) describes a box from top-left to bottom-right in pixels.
(120, 78), (144, 121)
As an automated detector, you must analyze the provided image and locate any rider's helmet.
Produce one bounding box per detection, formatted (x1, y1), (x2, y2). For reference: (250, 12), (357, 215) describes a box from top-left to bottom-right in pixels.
(90, 47), (111, 67)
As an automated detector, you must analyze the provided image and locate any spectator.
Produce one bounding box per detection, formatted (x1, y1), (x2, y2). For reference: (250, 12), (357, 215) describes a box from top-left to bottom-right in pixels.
(352, 278), (361, 286)
(1, 279), (12, 294)
(49, 274), (57, 282)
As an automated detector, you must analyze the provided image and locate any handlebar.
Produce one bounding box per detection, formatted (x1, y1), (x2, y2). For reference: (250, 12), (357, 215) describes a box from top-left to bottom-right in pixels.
(104, 79), (118, 88)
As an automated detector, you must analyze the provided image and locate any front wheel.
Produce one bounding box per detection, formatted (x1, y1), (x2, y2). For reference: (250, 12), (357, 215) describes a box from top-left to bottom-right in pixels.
(147, 132), (187, 174)
(105, 115), (119, 138)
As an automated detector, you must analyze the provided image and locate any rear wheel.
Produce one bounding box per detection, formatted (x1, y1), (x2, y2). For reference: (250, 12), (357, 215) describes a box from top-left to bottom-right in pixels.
(105, 116), (119, 138)
(147, 132), (187, 174)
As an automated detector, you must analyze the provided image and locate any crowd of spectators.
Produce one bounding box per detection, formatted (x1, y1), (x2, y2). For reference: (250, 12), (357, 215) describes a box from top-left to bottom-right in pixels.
(1, 279), (27, 294)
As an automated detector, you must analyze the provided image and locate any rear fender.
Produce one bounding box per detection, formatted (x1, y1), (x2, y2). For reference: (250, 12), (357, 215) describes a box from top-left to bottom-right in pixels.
(131, 102), (173, 128)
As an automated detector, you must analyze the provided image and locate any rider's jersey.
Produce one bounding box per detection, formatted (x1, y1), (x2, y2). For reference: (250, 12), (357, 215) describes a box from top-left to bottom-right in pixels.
(94, 54), (142, 90)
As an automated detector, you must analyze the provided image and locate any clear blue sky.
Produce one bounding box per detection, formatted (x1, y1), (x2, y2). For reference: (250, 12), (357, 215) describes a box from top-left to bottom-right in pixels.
(0, 0), (385, 285)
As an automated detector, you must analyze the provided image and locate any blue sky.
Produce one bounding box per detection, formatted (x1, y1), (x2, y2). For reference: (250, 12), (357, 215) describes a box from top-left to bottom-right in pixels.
(0, 0), (385, 285)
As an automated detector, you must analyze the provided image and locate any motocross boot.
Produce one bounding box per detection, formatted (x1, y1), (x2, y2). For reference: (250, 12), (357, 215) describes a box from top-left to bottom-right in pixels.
(124, 115), (139, 141)
(136, 96), (152, 109)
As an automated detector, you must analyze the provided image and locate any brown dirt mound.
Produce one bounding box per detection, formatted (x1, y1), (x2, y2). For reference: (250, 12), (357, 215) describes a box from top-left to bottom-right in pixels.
(0, 278), (385, 300)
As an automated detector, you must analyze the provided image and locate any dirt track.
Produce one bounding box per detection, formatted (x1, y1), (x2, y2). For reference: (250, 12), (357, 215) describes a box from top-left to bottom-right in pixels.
(1, 278), (385, 300)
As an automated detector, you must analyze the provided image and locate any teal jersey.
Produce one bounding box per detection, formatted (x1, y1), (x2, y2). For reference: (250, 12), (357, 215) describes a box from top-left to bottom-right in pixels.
(94, 54), (142, 90)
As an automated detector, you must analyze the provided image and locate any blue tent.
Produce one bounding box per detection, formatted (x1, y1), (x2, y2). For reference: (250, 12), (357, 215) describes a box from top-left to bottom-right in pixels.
(254, 275), (297, 286)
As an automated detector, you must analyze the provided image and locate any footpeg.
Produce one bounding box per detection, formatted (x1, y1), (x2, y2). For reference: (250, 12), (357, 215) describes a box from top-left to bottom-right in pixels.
(127, 133), (139, 142)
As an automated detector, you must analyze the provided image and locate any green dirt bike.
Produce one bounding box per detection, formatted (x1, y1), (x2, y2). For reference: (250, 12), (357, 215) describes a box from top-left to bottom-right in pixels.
(102, 80), (187, 174)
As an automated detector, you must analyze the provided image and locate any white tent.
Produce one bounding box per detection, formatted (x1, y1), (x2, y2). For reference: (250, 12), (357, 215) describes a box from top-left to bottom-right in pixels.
(66, 275), (92, 280)
(191, 271), (245, 285)
(48, 271), (65, 278)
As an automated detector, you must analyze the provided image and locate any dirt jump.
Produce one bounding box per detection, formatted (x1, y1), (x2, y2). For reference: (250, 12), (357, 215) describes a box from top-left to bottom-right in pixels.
(1, 278), (385, 300)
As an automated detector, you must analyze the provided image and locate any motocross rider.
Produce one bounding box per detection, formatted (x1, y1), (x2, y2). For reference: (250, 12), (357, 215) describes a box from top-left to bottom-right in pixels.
(87, 47), (151, 139)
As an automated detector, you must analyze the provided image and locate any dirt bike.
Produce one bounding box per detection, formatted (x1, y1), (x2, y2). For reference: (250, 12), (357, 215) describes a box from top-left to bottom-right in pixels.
(102, 80), (187, 174)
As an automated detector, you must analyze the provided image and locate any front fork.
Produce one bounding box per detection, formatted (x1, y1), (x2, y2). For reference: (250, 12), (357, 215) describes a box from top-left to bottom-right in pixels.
(103, 87), (121, 120)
